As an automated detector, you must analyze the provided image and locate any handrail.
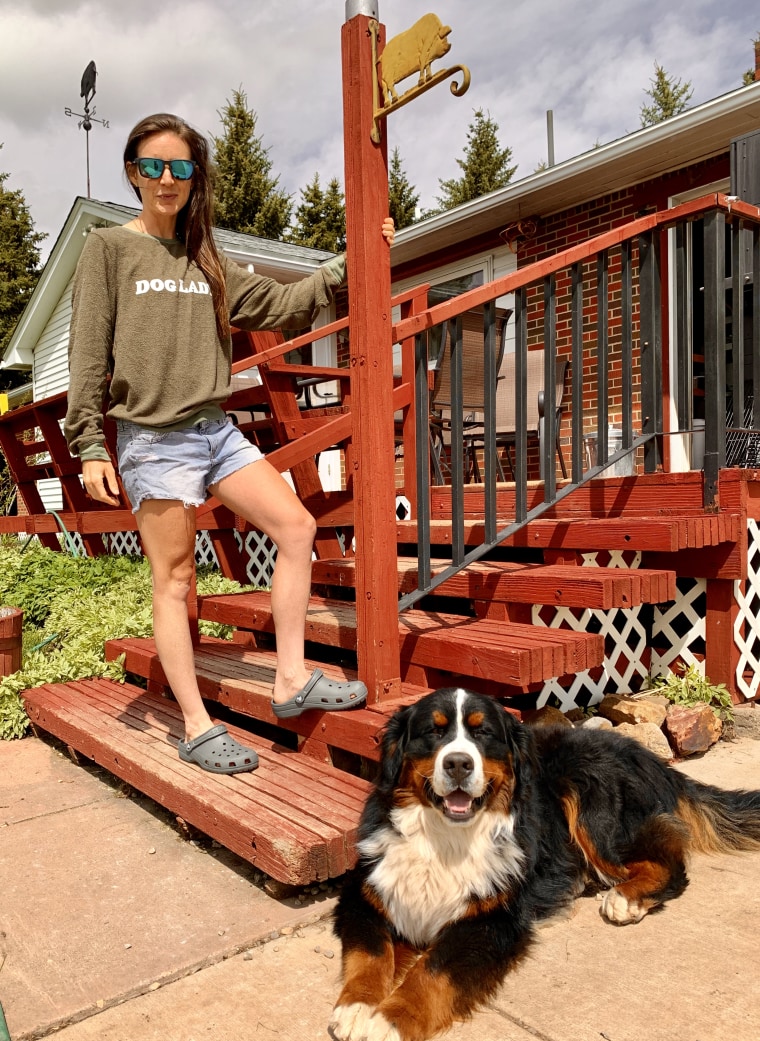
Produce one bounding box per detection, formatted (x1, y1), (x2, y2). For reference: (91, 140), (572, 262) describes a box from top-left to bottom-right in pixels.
(391, 194), (759, 346)
(230, 283), (434, 375)
(394, 193), (760, 611)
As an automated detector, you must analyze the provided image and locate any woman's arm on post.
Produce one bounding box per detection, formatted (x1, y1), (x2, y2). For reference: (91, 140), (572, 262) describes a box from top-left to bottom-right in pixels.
(227, 218), (396, 332)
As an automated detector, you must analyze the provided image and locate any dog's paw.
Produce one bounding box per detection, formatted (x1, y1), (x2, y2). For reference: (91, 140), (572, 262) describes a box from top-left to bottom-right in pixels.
(329, 1005), (401, 1041)
(329, 1002), (376, 1041)
(362, 1013), (402, 1041)
(600, 887), (648, 925)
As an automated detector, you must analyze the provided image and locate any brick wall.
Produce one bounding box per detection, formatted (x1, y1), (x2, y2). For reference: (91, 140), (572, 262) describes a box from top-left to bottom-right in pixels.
(516, 156), (729, 470)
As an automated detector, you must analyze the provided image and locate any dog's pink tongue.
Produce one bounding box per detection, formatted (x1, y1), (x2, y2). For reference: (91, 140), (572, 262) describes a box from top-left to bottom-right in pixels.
(444, 790), (472, 814)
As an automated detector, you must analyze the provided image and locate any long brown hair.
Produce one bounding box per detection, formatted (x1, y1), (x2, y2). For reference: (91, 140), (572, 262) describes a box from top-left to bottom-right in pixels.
(123, 113), (230, 339)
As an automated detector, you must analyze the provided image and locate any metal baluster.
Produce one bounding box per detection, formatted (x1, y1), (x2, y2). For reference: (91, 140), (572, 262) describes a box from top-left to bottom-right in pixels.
(703, 211), (727, 505)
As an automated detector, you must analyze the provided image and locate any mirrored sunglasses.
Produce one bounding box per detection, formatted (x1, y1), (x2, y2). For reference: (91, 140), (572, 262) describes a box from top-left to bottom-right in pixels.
(133, 158), (196, 180)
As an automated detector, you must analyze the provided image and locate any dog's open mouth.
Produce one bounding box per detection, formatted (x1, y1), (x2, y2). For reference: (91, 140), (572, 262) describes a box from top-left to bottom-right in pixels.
(442, 788), (476, 821)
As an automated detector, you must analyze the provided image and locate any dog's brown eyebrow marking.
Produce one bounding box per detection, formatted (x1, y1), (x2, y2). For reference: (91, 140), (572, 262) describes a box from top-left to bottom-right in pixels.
(432, 710), (449, 727)
(466, 711), (485, 727)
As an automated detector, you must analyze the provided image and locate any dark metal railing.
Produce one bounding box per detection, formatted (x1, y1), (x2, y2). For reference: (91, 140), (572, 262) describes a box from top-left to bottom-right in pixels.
(393, 194), (760, 612)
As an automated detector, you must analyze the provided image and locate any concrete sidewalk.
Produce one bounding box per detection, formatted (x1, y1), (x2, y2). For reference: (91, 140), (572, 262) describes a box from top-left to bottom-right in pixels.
(1, 712), (759, 1041)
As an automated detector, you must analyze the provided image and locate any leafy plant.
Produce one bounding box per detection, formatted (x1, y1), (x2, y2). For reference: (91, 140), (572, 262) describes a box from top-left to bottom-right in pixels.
(644, 662), (734, 723)
(0, 541), (249, 740)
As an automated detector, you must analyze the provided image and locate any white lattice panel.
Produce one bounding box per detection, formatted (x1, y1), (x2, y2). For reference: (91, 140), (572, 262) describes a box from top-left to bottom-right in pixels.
(534, 603), (650, 709)
(532, 550), (649, 709)
(242, 531), (277, 587)
(59, 527), (276, 588)
(107, 531), (140, 556)
(651, 578), (705, 678)
(194, 531), (218, 568)
(193, 531), (276, 587)
(734, 518), (760, 700)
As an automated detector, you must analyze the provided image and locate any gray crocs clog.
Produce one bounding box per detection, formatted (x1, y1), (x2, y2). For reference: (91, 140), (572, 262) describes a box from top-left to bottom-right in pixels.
(271, 669), (368, 719)
(178, 723), (259, 774)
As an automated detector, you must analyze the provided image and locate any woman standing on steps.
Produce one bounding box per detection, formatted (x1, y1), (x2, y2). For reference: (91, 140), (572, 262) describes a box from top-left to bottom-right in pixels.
(64, 112), (395, 776)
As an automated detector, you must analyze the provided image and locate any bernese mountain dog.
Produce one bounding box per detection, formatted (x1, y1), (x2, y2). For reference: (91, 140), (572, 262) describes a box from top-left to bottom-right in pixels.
(330, 686), (760, 1041)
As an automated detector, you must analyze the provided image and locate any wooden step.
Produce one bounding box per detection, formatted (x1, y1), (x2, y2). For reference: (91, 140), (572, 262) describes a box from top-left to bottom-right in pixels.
(21, 677), (372, 886)
(105, 636), (406, 761)
(397, 611), (602, 686)
(397, 513), (742, 551)
(196, 594), (604, 688)
(311, 557), (676, 608)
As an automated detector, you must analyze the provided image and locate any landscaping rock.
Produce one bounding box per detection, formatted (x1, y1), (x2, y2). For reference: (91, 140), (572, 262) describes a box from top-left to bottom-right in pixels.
(581, 715), (613, 731)
(615, 721), (673, 760)
(523, 706), (573, 728)
(665, 704), (723, 756)
(565, 708), (588, 724)
(733, 704), (760, 740)
(597, 693), (668, 728)
(632, 692), (670, 711)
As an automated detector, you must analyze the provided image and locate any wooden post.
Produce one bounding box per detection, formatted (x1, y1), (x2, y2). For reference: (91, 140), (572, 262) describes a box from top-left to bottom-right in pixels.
(705, 578), (742, 702)
(341, 4), (401, 701)
(0, 607), (23, 677)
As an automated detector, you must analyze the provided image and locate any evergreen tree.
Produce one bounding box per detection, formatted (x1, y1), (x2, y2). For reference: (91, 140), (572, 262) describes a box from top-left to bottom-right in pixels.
(640, 62), (694, 126)
(0, 154), (45, 371)
(388, 147), (419, 229)
(435, 109), (517, 211)
(288, 173), (346, 252)
(742, 33), (760, 85)
(211, 87), (291, 239)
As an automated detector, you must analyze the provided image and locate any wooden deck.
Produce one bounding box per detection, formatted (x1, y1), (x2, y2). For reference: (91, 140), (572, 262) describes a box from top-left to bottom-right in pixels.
(20, 543), (683, 884)
(16, 467), (754, 884)
(22, 677), (371, 884)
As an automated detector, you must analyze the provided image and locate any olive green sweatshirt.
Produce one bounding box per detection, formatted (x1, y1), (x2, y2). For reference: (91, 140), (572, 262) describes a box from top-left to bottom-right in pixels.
(64, 226), (343, 459)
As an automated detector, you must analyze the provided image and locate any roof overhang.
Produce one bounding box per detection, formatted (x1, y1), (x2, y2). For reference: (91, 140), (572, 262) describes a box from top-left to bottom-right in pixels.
(1, 197), (138, 370)
(391, 81), (760, 267)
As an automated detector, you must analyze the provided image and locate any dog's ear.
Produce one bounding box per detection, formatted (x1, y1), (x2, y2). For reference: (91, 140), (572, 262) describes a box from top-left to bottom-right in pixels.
(378, 704), (414, 791)
(499, 709), (537, 791)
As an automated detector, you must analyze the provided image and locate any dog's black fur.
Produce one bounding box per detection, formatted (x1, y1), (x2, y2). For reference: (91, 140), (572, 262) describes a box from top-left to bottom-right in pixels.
(330, 687), (760, 1041)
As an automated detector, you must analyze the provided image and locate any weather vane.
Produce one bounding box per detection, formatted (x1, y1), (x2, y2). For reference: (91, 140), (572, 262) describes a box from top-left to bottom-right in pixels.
(65, 61), (109, 198)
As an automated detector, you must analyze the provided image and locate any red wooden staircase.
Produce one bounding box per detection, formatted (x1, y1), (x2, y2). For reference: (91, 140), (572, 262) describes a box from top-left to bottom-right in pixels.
(21, 544), (684, 885)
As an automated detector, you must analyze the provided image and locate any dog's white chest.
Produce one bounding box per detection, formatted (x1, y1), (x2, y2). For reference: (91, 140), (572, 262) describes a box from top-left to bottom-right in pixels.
(360, 805), (524, 948)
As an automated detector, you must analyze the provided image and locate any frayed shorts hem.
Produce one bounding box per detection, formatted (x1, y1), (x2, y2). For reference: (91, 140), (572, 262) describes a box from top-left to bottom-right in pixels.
(126, 494), (207, 516)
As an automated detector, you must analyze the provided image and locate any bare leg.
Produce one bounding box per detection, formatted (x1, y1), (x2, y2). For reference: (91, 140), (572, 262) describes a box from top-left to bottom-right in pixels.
(135, 499), (214, 741)
(210, 459), (317, 705)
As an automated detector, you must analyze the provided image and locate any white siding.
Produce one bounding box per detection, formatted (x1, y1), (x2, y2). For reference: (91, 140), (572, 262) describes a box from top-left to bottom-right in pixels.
(32, 275), (74, 399)
(31, 276), (74, 512)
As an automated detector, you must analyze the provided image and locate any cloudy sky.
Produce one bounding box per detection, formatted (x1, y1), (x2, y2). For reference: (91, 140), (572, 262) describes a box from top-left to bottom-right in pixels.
(1, 0), (758, 259)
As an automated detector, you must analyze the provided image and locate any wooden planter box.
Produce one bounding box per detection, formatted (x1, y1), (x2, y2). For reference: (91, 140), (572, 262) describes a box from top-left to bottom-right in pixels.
(0, 606), (22, 677)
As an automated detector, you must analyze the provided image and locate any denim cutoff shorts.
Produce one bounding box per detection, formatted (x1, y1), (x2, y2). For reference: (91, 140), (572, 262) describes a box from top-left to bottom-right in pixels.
(116, 415), (264, 513)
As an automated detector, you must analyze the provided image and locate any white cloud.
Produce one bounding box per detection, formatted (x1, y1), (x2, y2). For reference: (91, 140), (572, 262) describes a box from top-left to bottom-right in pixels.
(0, 0), (757, 256)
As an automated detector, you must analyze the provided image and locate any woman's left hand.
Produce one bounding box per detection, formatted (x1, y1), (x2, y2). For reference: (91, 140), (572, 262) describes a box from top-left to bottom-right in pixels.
(382, 217), (395, 247)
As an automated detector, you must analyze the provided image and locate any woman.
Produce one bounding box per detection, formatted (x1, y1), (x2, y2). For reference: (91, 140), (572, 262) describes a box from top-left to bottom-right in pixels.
(64, 112), (395, 775)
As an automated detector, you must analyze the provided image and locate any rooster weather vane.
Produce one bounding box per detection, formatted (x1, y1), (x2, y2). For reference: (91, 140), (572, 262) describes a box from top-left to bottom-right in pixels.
(65, 61), (109, 198)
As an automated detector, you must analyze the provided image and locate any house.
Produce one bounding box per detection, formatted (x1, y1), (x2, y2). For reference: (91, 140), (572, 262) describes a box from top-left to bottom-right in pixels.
(6, 74), (760, 468)
(3, 75), (760, 694)
(391, 71), (760, 474)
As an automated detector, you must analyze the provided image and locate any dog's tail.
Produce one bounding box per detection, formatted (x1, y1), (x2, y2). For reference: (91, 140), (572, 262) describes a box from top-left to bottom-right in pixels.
(677, 776), (760, 855)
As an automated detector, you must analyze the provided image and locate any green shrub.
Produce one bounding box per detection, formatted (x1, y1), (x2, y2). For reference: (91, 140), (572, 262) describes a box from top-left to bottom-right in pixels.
(644, 662), (734, 723)
(0, 541), (248, 740)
